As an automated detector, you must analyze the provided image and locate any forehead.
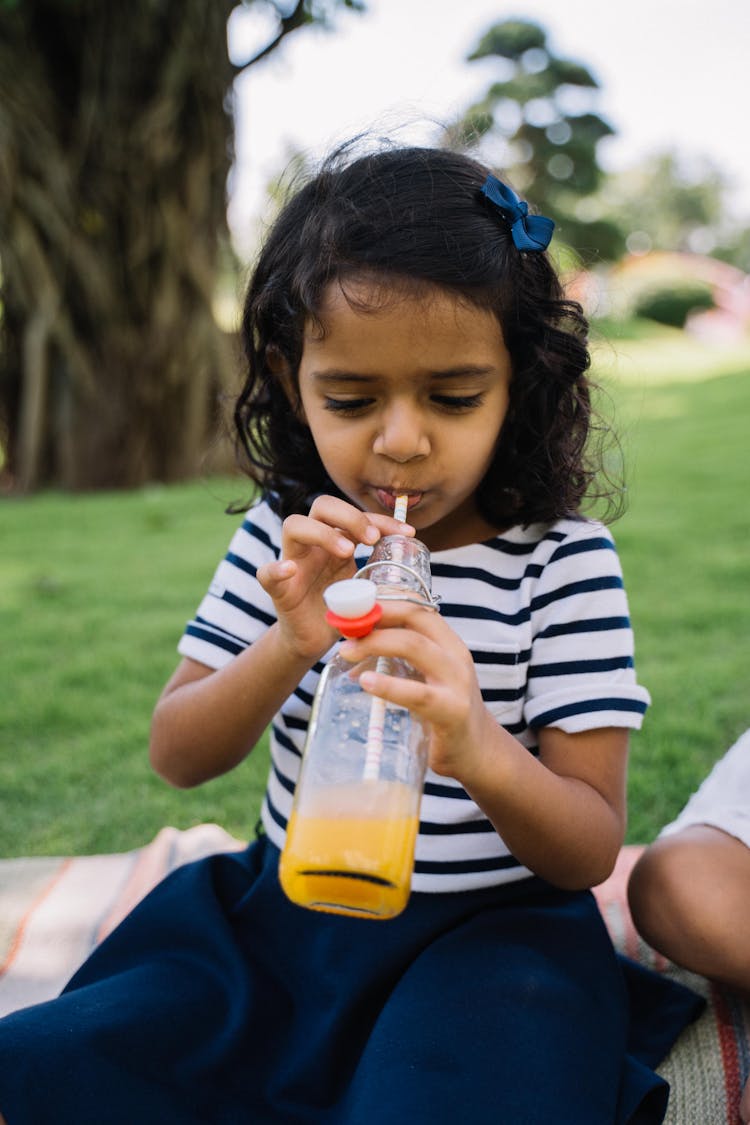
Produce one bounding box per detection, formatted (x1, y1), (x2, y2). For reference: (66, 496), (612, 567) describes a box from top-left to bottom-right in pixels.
(303, 279), (506, 365)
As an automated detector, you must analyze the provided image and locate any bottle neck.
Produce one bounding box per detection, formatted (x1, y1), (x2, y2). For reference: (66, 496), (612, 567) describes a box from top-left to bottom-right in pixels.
(360, 534), (435, 609)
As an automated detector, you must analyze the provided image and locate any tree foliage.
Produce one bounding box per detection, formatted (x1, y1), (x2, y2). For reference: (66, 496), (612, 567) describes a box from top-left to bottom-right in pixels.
(599, 150), (750, 269)
(0, 0), (362, 492)
(448, 19), (624, 261)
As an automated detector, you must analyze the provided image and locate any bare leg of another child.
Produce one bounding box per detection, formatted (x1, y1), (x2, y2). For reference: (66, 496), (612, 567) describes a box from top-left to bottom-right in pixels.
(629, 825), (750, 1123)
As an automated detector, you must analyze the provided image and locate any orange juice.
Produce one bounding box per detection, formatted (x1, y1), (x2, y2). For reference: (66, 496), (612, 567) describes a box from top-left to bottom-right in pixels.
(279, 780), (420, 919)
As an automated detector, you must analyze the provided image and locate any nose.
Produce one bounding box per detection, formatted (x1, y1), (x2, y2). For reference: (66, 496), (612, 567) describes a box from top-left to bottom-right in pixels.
(372, 401), (430, 463)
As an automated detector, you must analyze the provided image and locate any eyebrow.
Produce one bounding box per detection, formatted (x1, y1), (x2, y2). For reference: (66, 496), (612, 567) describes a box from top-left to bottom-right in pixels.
(310, 366), (498, 383)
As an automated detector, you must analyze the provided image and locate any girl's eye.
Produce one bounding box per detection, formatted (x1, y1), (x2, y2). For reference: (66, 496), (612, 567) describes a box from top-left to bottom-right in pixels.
(323, 397), (374, 416)
(431, 393), (485, 412)
(322, 393), (485, 416)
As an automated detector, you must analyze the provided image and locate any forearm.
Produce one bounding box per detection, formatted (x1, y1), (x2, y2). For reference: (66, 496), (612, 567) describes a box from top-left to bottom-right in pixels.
(149, 625), (314, 788)
(457, 715), (627, 890)
(341, 602), (628, 890)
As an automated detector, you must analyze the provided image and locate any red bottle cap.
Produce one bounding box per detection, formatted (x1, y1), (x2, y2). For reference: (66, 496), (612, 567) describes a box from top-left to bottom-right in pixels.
(325, 603), (383, 638)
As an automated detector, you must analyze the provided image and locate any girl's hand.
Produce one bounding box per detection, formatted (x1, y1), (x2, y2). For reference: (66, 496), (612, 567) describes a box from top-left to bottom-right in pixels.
(256, 495), (414, 661)
(339, 601), (493, 782)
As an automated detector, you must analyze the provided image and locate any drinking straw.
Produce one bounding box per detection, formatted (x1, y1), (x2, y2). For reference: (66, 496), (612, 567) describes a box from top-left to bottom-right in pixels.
(362, 495), (409, 780)
(393, 492), (409, 524)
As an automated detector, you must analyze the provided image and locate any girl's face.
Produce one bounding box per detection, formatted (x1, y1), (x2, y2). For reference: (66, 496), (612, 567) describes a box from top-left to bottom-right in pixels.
(295, 279), (513, 551)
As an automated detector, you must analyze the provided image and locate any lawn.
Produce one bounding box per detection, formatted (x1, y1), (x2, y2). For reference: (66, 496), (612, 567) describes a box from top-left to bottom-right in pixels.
(1, 476), (270, 855)
(589, 322), (750, 841)
(1, 320), (749, 855)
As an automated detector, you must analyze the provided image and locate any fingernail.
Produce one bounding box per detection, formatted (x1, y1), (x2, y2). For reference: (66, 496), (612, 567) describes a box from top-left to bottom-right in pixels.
(337, 537), (354, 554)
(364, 525), (379, 544)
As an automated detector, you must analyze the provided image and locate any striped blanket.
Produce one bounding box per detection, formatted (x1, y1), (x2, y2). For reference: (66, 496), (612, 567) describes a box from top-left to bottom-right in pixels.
(1, 830), (747, 1122)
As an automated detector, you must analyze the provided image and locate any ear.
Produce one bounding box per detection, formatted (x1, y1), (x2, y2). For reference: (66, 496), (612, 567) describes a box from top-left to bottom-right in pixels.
(266, 345), (307, 425)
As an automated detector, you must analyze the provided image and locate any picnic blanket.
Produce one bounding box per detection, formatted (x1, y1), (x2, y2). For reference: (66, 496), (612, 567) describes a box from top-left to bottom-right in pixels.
(1, 829), (748, 1122)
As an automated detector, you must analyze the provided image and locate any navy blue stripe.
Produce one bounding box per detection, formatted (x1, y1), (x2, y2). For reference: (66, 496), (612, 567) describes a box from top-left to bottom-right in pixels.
(536, 616), (631, 640)
(272, 723), (302, 758)
(264, 791), (288, 832)
(528, 655), (634, 678)
(223, 589), (275, 628)
(414, 854), (520, 875)
(184, 623), (244, 656)
(424, 781), (472, 800)
(481, 687), (525, 703)
(241, 520), (280, 558)
(431, 563), (522, 592)
(549, 536), (615, 563)
(482, 537), (539, 556)
(272, 761), (296, 796)
(283, 714), (309, 733)
(225, 551), (257, 579)
(418, 817), (496, 835)
(531, 575), (623, 613)
(293, 683), (316, 707)
(503, 718), (528, 736)
(472, 647), (527, 666)
(533, 697), (648, 726)
(194, 614), (247, 642)
(440, 603), (530, 627)
(293, 662), (326, 708)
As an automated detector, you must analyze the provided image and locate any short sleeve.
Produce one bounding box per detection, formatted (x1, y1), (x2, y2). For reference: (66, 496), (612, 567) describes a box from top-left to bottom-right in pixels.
(177, 500), (281, 670)
(523, 525), (651, 733)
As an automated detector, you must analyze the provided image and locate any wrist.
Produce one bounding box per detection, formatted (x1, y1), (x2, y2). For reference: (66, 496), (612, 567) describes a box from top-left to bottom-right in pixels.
(448, 708), (519, 797)
(271, 619), (332, 671)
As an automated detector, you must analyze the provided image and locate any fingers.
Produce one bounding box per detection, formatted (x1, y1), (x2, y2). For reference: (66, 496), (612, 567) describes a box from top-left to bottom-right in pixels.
(357, 664), (434, 711)
(362, 601), (448, 644)
(339, 608), (467, 684)
(352, 632), (474, 740)
(256, 558), (296, 598)
(282, 512), (360, 563)
(308, 495), (415, 541)
(364, 512), (417, 538)
(283, 496), (414, 562)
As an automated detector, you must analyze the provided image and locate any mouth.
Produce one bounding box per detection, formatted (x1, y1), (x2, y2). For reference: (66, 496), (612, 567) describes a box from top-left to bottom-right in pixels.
(374, 488), (424, 514)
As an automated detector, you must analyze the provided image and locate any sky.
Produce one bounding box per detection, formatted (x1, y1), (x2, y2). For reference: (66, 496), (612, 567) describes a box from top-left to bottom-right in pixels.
(227, 0), (750, 254)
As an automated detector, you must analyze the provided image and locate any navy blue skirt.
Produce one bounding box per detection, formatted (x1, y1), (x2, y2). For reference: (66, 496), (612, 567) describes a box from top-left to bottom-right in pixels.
(0, 835), (702, 1124)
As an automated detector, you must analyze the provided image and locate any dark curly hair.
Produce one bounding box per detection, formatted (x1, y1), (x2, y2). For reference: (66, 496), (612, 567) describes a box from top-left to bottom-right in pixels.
(233, 141), (619, 526)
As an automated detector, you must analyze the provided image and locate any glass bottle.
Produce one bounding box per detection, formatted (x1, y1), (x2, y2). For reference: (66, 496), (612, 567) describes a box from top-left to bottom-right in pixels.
(279, 534), (437, 920)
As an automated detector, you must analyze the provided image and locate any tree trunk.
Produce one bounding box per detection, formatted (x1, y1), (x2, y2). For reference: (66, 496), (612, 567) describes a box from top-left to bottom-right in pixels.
(0, 0), (237, 490)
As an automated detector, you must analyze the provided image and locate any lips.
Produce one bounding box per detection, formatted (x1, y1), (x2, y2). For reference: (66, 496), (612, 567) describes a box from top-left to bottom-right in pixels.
(375, 488), (423, 513)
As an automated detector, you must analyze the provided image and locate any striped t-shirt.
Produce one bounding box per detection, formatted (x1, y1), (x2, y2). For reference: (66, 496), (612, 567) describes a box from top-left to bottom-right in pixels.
(178, 498), (650, 893)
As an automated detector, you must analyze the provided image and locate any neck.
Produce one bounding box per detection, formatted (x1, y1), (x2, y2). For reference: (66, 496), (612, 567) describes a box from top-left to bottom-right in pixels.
(419, 512), (506, 552)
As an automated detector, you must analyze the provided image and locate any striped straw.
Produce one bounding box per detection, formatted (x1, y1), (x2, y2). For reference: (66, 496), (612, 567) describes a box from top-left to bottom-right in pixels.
(393, 493), (409, 523)
(362, 495), (410, 780)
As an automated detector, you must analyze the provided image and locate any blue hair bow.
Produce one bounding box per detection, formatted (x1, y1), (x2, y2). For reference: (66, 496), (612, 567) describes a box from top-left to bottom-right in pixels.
(480, 175), (554, 252)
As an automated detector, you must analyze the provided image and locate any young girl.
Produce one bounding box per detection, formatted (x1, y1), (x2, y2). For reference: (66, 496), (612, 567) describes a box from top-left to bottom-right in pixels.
(0, 144), (701, 1123)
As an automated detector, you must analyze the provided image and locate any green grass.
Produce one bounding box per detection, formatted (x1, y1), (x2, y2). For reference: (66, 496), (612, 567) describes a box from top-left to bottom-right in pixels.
(590, 322), (750, 841)
(1, 320), (748, 855)
(1, 477), (270, 856)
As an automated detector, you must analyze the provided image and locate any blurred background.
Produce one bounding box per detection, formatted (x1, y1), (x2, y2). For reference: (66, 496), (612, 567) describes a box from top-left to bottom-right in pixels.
(1, 0), (748, 855)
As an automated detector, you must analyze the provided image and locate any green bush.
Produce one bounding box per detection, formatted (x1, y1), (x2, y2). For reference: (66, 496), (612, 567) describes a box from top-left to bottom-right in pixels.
(634, 282), (715, 328)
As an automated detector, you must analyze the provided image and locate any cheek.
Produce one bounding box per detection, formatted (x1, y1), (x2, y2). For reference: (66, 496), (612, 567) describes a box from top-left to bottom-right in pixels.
(472, 401), (508, 452)
(308, 424), (357, 473)
(463, 409), (506, 479)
